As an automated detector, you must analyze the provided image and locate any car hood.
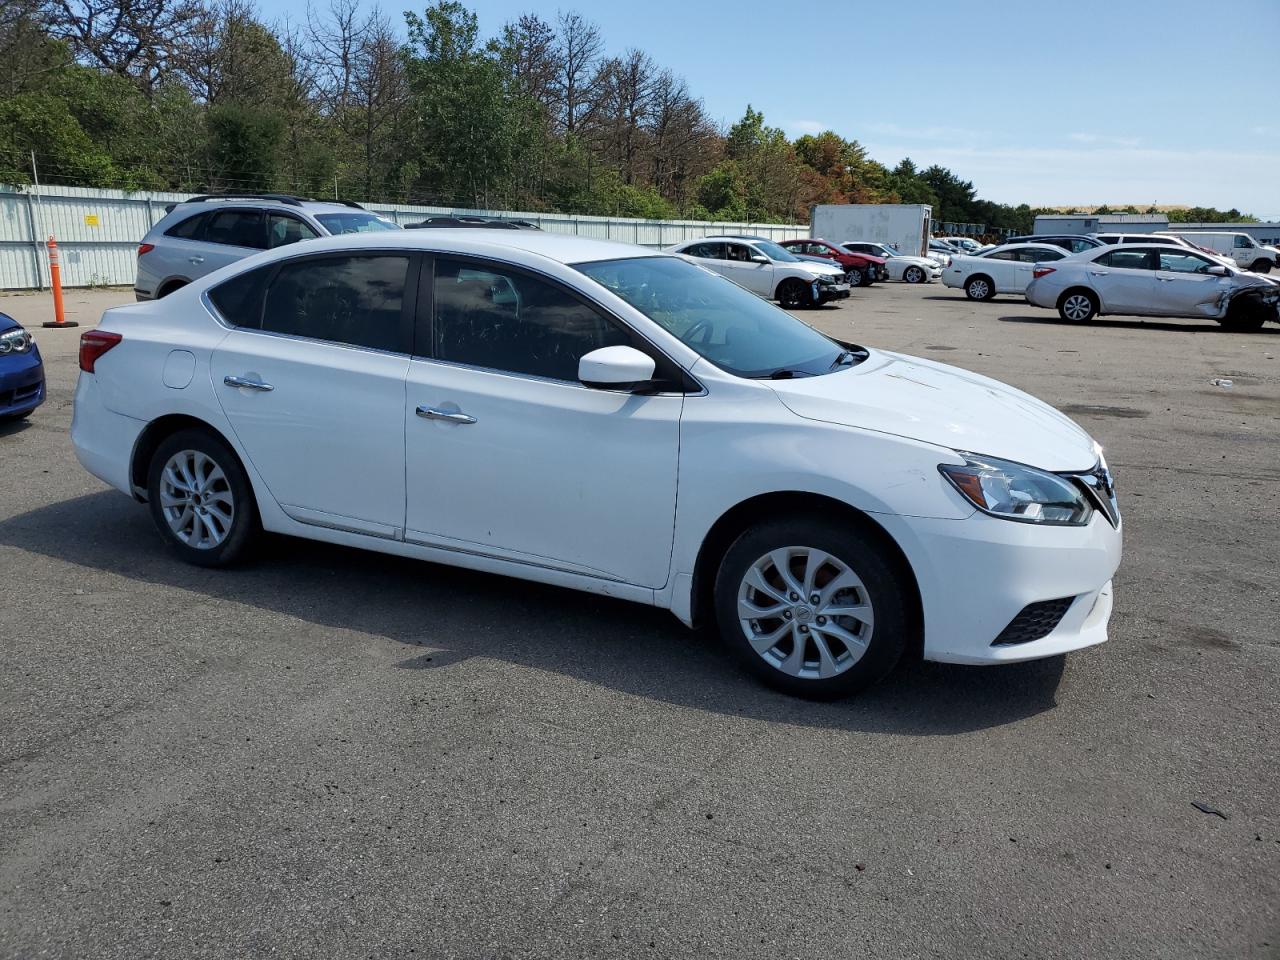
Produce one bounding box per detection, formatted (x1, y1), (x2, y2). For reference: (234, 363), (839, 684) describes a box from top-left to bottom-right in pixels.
(895, 256), (938, 268)
(790, 256), (846, 277)
(768, 349), (1098, 471)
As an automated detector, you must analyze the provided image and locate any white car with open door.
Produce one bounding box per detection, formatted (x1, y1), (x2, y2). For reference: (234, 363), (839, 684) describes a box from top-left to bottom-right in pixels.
(666, 236), (849, 308)
(73, 230), (1122, 700)
(1026, 244), (1280, 330)
(943, 243), (1068, 300)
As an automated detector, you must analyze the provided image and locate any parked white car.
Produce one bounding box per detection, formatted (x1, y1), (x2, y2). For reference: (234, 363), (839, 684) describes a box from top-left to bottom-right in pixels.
(72, 231), (1122, 699)
(941, 237), (982, 255)
(1159, 231), (1279, 274)
(1025, 243), (1280, 330)
(841, 241), (942, 283)
(943, 243), (1068, 301)
(666, 236), (849, 308)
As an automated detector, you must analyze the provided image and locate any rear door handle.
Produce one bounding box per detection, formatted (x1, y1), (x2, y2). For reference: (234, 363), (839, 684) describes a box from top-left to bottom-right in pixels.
(1088, 270), (1109, 276)
(1157, 276), (1175, 282)
(189, 256), (205, 264)
(416, 405), (476, 424)
(224, 375), (274, 391)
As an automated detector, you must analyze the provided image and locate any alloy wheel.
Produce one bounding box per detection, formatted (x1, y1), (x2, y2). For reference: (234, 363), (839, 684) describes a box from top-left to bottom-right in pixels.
(905, 267), (923, 283)
(967, 279), (990, 300)
(1062, 294), (1093, 321)
(736, 546), (875, 680)
(159, 449), (235, 549)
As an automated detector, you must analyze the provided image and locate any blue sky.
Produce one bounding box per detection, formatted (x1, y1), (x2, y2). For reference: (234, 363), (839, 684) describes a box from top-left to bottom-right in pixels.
(259, 0), (1280, 217)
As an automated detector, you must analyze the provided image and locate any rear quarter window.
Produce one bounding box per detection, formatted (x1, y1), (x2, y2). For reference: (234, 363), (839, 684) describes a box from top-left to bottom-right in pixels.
(208, 265), (272, 328)
(165, 213), (207, 239)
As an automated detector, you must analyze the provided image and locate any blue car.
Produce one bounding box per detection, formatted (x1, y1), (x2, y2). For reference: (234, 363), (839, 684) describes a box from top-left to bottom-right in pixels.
(0, 312), (45, 421)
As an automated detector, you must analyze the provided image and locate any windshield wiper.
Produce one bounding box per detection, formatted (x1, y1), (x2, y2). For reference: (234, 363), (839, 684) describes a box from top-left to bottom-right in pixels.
(765, 368), (811, 380)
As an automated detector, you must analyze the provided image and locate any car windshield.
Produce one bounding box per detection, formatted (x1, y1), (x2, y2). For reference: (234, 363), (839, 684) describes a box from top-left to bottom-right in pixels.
(314, 212), (400, 234)
(751, 240), (801, 263)
(575, 256), (853, 379)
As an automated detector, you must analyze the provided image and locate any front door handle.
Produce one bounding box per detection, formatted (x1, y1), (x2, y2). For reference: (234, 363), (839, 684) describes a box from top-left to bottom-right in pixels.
(1157, 276), (1175, 282)
(224, 375), (274, 391)
(1088, 270), (1109, 276)
(189, 256), (205, 264)
(416, 405), (476, 424)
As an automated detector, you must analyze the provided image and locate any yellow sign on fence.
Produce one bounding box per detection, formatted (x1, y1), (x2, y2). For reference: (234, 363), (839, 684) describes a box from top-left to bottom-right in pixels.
(84, 214), (100, 227)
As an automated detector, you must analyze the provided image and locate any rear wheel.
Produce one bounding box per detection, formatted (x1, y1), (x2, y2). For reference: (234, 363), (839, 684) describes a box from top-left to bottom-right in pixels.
(903, 266), (925, 284)
(713, 517), (909, 699)
(965, 275), (995, 301)
(777, 278), (809, 309)
(157, 279), (188, 298)
(1058, 289), (1098, 323)
(147, 428), (260, 567)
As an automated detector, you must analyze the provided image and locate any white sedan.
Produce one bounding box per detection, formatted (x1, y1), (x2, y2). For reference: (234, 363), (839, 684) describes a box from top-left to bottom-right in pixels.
(841, 241), (942, 283)
(665, 236), (849, 308)
(72, 231), (1122, 699)
(943, 243), (1068, 300)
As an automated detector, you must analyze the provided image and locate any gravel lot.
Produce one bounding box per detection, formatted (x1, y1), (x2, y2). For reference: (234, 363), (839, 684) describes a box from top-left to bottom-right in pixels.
(2, 282), (1277, 960)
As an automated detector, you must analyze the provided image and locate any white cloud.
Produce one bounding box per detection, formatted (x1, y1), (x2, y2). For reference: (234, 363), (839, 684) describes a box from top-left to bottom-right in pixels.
(788, 119), (826, 135)
(859, 141), (1280, 214)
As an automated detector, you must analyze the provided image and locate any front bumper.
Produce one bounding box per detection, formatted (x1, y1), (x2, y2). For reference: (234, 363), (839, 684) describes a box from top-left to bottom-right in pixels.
(815, 281), (851, 303)
(0, 348), (45, 417)
(874, 507), (1122, 665)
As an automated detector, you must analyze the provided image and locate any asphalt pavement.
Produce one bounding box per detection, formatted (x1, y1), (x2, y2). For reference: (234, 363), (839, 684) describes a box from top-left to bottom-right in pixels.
(1, 283), (1277, 959)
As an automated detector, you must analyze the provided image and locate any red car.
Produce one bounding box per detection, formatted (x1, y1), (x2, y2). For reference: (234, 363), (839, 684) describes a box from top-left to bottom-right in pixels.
(781, 238), (887, 287)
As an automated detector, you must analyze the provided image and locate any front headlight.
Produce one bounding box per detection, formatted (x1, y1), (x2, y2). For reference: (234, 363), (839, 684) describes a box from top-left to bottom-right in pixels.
(0, 327), (33, 355)
(939, 453), (1093, 525)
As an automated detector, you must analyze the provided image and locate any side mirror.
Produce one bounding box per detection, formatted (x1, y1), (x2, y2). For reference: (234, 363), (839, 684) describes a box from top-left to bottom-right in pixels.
(750, 254), (770, 263)
(578, 345), (656, 389)
(1207, 264), (1229, 276)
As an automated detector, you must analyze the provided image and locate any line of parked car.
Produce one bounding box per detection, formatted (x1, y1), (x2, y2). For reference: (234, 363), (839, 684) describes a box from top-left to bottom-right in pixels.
(939, 230), (1280, 331)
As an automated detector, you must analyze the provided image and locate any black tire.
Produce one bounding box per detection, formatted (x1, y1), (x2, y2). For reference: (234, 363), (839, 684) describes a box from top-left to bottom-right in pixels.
(777, 278), (810, 309)
(712, 516), (910, 700)
(1057, 289), (1098, 323)
(1218, 302), (1270, 332)
(846, 267), (865, 287)
(157, 279), (188, 299)
(965, 274), (996, 301)
(903, 266), (925, 284)
(146, 427), (260, 567)
(1248, 259), (1272, 275)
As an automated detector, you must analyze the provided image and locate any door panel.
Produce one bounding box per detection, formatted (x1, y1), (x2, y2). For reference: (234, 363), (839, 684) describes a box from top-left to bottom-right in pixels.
(1090, 250), (1156, 313)
(404, 362), (681, 586)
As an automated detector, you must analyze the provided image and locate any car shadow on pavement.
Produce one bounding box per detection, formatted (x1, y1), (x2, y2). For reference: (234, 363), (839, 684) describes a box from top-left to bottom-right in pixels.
(998, 314), (1280, 334)
(0, 491), (1068, 737)
(0, 418), (33, 438)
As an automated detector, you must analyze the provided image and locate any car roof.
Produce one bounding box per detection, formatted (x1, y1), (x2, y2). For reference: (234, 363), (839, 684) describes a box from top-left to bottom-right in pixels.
(170, 196), (375, 215)
(984, 242), (1066, 252)
(234, 228), (665, 265)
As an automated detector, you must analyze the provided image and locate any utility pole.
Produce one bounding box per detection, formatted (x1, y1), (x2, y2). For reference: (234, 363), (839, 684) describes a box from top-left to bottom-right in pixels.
(30, 151), (48, 289)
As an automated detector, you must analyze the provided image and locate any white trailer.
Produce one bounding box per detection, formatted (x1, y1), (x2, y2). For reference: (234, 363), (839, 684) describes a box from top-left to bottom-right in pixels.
(810, 204), (933, 258)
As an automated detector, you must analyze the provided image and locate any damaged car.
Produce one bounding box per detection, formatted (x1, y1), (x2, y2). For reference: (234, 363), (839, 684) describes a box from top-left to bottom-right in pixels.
(1025, 244), (1280, 331)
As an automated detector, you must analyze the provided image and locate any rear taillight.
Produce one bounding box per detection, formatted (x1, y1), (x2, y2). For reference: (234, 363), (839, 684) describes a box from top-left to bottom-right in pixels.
(137, 243), (154, 256)
(1032, 267), (1057, 279)
(79, 330), (122, 373)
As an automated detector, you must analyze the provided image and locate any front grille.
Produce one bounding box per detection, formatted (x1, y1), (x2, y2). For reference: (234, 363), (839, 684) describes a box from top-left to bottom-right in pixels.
(992, 596), (1075, 646)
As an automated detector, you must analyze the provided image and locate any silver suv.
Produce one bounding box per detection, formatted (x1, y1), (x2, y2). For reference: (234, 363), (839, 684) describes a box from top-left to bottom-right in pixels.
(134, 194), (400, 300)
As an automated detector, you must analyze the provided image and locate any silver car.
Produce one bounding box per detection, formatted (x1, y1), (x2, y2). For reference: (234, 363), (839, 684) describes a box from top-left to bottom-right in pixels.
(134, 194), (400, 300)
(1025, 244), (1280, 332)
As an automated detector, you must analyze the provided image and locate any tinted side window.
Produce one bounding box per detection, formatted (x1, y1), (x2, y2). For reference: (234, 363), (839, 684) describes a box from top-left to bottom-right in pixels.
(266, 213), (319, 249)
(1034, 249), (1065, 262)
(1097, 249), (1155, 270)
(1233, 236), (1251, 248)
(433, 259), (629, 381)
(203, 210), (265, 249)
(684, 242), (724, 259)
(726, 244), (754, 262)
(989, 250), (1017, 261)
(165, 213), (207, 240)
(208, 265), (271, 328)
(262, 255), (408, 351)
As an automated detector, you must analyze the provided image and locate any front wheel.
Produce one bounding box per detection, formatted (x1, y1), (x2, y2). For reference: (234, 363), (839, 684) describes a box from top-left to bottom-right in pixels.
(713, 517), (910, 699)
(903, 266), (925, 284)
(777, 279), (810, 309)
(965, 275), (995, 301)
(147, 428), (260, 567)
(1248, 259), (1273, 275)
(846, 267), (865, 287)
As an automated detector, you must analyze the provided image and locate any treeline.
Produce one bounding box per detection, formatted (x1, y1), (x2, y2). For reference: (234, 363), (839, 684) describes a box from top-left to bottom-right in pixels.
(0, 0), (1254, 229)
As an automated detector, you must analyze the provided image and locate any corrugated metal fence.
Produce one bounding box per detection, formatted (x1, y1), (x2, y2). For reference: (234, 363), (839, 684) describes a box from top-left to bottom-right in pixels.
(0, 185), (805, 291)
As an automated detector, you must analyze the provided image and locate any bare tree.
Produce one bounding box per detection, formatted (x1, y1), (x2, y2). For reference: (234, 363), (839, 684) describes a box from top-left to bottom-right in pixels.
(593, 48), (656, 185)
(306, 0), (366, 113)
(552, 11), (601, 136)
(1, 0), (67, 96)
(349, 12), (408, 197)
(646, 69), (716, 204)
(498, 12), (556, 110)
(43, 0), (207, 95)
